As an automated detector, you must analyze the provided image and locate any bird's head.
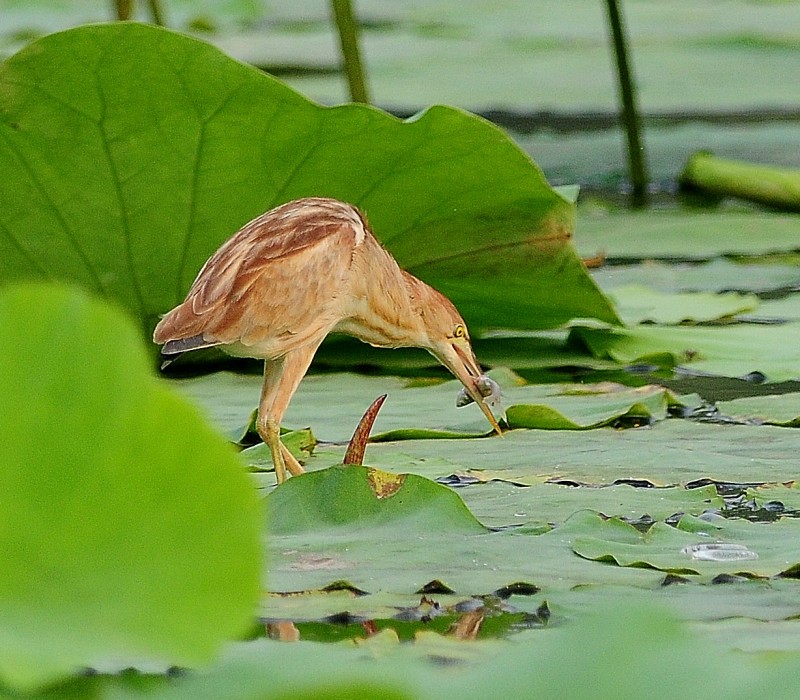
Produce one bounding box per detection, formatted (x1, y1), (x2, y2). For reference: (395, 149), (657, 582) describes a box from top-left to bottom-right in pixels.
(421, 291), (502, 436)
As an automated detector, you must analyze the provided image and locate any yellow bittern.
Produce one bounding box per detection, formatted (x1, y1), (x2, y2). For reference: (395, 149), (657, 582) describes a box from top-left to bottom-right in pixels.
(154, 197), (501, 483)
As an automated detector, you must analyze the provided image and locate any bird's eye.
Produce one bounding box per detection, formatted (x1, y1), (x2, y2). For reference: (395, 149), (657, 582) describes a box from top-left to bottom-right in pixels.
(454, 324), (466, 339)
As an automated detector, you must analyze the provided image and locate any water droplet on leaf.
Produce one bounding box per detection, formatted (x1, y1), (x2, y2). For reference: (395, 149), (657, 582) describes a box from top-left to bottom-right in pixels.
(681, 543), (758, 561)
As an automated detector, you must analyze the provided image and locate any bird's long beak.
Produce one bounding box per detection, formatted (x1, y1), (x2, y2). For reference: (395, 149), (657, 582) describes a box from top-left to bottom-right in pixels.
(441, 343), (503, 436)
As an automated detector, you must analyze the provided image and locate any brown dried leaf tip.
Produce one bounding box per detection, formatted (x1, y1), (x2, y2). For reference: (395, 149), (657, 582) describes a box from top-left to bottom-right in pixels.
(343, 394), (388, 465)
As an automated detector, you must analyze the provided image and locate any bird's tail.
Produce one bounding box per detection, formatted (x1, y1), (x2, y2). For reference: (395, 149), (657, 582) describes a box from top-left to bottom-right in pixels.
(159, 334), (215, 369)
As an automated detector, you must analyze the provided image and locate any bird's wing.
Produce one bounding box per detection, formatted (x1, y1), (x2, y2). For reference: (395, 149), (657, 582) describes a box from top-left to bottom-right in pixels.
(154, 200), (366, 357)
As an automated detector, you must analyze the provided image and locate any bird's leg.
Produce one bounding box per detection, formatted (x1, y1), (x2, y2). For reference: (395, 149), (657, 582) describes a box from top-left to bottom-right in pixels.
(257, 342), (322, 484)
(264, 417), (287, 485)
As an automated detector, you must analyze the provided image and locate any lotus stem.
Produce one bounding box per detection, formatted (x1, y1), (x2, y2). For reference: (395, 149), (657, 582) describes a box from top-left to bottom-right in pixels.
(330, 0), (370, 104)
(147, 0), (166, 26)
(605, 0), (649, 208)
(680, 152), (800, 212)
(114, 0), (133, 20)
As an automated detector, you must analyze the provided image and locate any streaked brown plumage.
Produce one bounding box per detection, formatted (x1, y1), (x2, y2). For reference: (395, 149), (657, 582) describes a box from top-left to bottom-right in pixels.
(154, 197), (501, 483)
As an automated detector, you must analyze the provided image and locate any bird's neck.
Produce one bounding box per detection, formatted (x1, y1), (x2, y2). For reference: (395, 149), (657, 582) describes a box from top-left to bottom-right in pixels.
(336, 252), (432, 349)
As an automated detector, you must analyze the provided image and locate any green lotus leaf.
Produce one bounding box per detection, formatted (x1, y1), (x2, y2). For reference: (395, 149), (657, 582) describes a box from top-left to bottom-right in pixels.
(570, 323), (800, 382)
(266, 465), (487, 535)
(0, 284), (261, 692)
(0, 22), (618, 342)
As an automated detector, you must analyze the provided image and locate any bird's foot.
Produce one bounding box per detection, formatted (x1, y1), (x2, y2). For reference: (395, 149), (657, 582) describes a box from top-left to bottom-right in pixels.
(280, 441), (305, 476)
(262, 418), (289, 484)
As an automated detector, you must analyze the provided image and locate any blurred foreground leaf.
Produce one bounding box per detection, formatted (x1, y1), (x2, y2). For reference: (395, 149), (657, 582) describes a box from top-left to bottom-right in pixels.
(104, 600), (800, 700)
(0, 284), (261, 692)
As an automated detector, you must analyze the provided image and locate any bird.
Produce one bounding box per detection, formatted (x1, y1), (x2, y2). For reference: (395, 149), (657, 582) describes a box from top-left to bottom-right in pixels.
(153, 197), (502, 484)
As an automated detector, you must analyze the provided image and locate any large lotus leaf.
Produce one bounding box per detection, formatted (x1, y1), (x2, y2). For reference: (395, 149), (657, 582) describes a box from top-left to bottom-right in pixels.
(0, 22), (618, 337)
(266, 465), (486, 535)
(171, 372), (473, 442)
(171, 371), (505, 442)
(261, 503), (800, 647)
(297, 420), (800, 488)
(504, 383), (685, 430)
(169, 372), (799, 487)
(576, 211), (800, 260)
(570, 323), (800, 382)
(266, 504), (662, 594)
(750, 484), (800, 511)
(716, 393), (800, 427)
(591, 259), (800, 296)
(0, 284), (261, 692)
(456, 482), (722, 529)
(557, 576), (800, 627)
(757, 296), (800, 322)
(170, 372), (693, 443)
(574, 512), (800, 578)
(698, 618), (800, 654)
(374, 382), (689, 438)
(607, 285), (759, 325)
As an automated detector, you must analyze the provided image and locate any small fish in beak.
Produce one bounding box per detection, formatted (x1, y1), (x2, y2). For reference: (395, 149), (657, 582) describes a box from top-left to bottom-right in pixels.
(456, 375), (503, 409)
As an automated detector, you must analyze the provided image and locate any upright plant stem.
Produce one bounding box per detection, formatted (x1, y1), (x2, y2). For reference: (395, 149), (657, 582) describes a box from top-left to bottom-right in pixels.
(147, 0), (166, 26)
(605, 0), (648, 208)
(114, 0), (133, 21)
(330, 0), (370, 104)
(113, 0), (165, 25)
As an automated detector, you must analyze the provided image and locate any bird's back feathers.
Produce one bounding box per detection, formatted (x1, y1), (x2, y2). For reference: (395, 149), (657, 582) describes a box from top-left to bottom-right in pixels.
(153, 198), (371, 359)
